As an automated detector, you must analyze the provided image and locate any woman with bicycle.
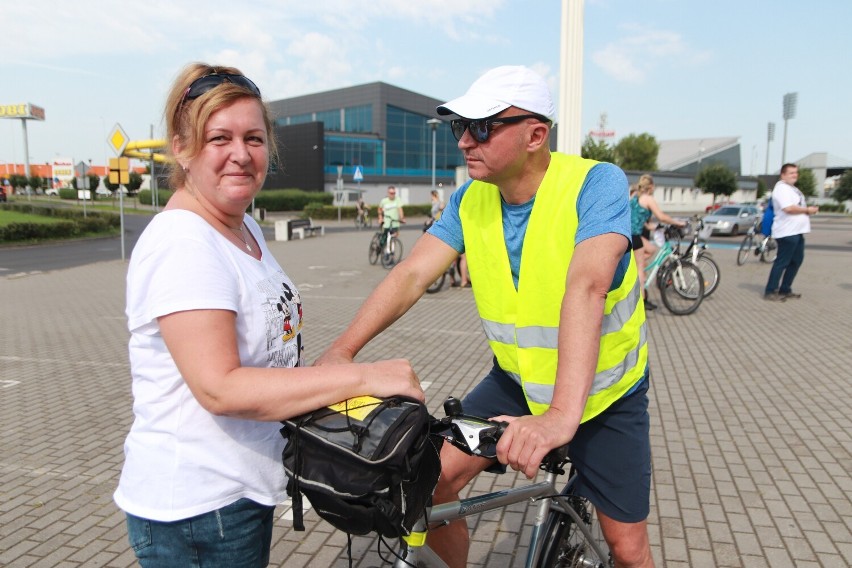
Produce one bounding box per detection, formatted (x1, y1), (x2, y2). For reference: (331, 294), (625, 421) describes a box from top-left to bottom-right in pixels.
(630, 174), (686, 311)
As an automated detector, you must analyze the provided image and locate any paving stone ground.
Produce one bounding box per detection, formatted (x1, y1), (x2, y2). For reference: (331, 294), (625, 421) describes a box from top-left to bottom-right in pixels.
(1, 214), (850, 567)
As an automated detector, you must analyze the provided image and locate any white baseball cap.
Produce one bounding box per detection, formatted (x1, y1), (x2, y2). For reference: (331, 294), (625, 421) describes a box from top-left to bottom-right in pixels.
(436, 65), (555, 121)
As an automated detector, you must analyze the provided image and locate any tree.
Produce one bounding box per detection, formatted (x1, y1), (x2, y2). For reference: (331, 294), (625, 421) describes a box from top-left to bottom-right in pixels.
(88, 174), (102, 196)
(128, 171), (144, 194)
(755, 177), (768, 200)
(832, 169), (852, 204)
(8, 174), (27, 193)
(795, 168), (817, 198)
(28, 175), (45, 193)
(103, 175), (120, 193)
(581, 135), (615, 163)
(695, 164), (737, 202)
(613, 133), (659, 171)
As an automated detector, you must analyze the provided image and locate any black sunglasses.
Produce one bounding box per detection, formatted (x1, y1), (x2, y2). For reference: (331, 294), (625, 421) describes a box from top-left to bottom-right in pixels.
(181, 73), (261, 104)
(450, 114), (549, 143)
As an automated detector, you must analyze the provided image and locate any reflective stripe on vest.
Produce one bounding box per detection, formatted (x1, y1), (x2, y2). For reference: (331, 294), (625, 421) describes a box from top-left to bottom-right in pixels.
(461, 153), (647, 422)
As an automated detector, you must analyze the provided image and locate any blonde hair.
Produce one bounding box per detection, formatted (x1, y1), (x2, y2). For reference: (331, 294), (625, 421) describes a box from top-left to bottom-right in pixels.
(164, 62), (278, 188)
(637, 174), (655, 194)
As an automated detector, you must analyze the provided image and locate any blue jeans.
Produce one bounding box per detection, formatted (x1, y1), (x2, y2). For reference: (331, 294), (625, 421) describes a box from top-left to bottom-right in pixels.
(765, 234), (805, 294)
(126, 498), (275, 567)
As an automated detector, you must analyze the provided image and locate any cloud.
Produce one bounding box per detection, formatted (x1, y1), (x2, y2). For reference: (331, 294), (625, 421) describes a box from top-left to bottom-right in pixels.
(592, 25), (712, 84)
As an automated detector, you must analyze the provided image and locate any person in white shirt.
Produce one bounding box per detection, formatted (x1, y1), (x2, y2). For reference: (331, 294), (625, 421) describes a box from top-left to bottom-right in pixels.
(764, 163), (819, 301)
(115, 62), (423, 567)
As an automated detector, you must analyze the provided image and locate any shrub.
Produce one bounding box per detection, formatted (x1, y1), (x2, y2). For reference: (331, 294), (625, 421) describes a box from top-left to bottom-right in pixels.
(137, 189), (175, 206)
(254, 189), (333, 211)
(0, 203), (119, 242)
(303, 203), (433, 220)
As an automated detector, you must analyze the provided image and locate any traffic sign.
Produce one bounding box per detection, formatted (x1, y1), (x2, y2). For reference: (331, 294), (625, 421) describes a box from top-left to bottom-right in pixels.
(353, 166), (363, 182)
(109, 157), (130, 185)
(108, 123), (129, 156)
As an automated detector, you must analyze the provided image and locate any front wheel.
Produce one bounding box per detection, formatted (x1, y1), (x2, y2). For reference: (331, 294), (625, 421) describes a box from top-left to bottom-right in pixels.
(536, 495), (612, 568)
(694, 253), (720, 297)
(381, 237), (403, 268)
(426, 271), (447, 294)
(760, 237), (778, 263)
(737, 235), (753, 266)
(659, 260), (704, 315)
(368, 235), (381, 265)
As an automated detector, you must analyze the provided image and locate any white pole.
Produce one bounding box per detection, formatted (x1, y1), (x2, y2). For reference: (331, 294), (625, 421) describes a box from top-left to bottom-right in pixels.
(558, 0), (584, 155)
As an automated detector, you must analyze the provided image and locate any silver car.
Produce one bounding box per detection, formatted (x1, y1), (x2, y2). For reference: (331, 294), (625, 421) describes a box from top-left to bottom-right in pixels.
(703, 205), (760, 236)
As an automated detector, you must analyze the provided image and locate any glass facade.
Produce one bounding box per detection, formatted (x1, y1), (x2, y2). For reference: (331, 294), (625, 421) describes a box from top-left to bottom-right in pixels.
(345, 105), (372, 133)
(278, 102), (461, 179)
(385, 105), (459, 177)
(325, 135), (383, 176)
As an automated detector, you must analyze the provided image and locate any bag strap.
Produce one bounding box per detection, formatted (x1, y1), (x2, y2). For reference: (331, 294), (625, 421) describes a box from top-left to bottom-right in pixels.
(291, 420), (306, 531)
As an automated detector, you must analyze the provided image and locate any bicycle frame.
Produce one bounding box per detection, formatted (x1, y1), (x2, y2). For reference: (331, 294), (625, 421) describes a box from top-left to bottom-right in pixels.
(393, 471), (609, 568)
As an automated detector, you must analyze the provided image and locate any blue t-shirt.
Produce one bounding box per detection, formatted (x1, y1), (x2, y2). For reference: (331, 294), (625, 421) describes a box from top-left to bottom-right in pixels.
(428, 161), (632, 290)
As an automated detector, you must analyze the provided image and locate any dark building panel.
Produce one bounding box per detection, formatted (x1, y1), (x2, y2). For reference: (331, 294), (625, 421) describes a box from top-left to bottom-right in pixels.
(265, 122), (325, 191)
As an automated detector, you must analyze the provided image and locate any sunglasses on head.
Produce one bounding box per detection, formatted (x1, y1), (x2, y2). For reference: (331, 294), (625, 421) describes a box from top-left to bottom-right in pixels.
(181, 73), (261, 105)
(450, 113), (549, 143)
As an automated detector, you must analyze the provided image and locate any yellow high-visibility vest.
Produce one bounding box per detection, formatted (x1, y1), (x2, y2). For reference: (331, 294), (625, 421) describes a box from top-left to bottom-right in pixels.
(459, 153), (647, 422)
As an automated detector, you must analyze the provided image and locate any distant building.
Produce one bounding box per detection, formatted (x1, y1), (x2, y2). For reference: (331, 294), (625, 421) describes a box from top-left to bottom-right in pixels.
(657, 137), (742, 175)
(267, 82), (462, 205)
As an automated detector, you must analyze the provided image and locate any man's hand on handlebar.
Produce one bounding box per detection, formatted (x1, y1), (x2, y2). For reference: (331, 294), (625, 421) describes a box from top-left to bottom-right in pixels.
(492, 410), (577, 479)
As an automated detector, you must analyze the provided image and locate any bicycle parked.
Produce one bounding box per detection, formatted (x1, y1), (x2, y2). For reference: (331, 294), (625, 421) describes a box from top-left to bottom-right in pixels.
(673, 217), (721, 297)
(737, 217), (778, 265)
(643, 224), (705, 315)
(369, 221), (404, 268)
(389, 396), (611, 568)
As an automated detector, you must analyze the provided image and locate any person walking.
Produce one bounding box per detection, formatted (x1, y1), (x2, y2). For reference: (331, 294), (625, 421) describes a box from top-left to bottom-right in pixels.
(316, 65), (654, 568)
(764, 163), (818, 301)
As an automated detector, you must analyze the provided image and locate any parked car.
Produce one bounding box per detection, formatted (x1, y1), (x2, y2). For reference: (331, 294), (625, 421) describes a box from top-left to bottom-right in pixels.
(705, 200), (735, 213)
(703, 205), (760, 236)
(45, 187), (60, 196)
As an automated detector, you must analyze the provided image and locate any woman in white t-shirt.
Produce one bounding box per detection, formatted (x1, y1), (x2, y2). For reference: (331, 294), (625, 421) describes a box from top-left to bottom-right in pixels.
(114, 63), (424, 567)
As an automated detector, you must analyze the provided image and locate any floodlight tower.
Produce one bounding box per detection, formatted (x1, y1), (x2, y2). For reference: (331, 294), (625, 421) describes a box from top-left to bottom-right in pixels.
(781, 92), (797, 164)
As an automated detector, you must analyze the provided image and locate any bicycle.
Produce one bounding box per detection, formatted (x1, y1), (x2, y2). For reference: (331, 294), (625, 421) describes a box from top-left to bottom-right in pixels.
(389, 396), (612, 568)
(368, 221), (404, 268)
(425, 258), (459, 294)
(643, 224), (705, 315)
(737, 218), (778, 265)
(355, 209), (372, 230)
(678, 217), (721, 297)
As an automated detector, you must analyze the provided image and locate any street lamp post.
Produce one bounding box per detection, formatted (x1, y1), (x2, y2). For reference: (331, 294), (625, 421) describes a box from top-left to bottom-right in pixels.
(427, 118), (441, 190)
(781, 92), (797, 165)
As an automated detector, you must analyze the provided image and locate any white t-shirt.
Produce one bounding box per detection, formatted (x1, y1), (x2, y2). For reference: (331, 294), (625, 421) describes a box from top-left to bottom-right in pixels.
(771, 180), (810, 239)
(115, 210), (302, 521)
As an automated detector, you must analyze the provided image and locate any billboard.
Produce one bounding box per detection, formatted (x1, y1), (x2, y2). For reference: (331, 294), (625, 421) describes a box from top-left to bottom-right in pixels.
(52, 157), (74, 188)
(0, 103), (46, 121)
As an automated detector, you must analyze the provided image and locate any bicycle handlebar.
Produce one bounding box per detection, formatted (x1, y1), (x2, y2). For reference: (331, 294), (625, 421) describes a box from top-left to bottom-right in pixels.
(431, 397), (569, 470)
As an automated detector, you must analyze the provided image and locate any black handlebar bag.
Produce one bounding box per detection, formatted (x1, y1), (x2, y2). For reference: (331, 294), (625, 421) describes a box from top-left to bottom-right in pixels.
(281, 396), (442, 538)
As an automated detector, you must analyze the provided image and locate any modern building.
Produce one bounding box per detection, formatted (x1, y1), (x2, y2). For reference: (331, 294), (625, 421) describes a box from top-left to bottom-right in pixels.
(266, 82), (463, 206)
(657, 137), (742, 176)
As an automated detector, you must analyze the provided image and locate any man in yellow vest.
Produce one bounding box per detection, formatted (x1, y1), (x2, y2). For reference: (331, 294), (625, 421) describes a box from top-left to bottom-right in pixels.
(317, 66), (653, 567)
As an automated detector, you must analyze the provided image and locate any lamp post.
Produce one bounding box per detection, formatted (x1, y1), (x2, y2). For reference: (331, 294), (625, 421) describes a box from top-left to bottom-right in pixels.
(427, 118), (441, 190)
(781, 92), (798, 165)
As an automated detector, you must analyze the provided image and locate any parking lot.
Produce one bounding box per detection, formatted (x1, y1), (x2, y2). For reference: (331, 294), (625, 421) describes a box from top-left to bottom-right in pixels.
(1, 215), (850, 567)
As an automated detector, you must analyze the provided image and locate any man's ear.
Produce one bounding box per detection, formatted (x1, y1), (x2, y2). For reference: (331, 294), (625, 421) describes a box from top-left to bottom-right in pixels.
(527, 123), (551, 152)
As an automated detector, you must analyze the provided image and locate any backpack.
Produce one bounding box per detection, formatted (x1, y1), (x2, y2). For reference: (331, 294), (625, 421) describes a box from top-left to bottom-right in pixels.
(280, 395), (442, 539)
(761, 197), (774, 237)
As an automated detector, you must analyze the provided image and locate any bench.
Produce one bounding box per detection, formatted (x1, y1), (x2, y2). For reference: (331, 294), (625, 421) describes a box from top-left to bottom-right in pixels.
(275, 218), (325, 241)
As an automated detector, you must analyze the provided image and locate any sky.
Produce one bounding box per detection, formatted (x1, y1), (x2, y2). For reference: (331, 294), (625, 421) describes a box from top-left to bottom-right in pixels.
(2, 0), (850, 176)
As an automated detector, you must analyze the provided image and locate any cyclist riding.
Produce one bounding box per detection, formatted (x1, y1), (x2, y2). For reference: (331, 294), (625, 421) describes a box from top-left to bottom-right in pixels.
(378, 185), (405, 238)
